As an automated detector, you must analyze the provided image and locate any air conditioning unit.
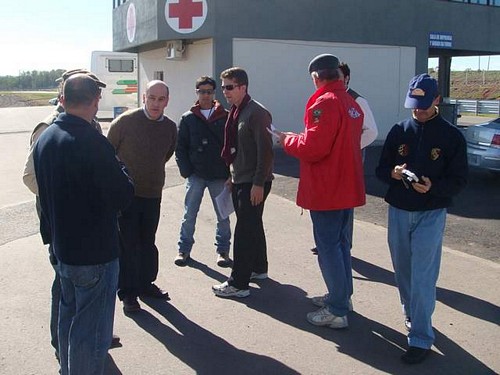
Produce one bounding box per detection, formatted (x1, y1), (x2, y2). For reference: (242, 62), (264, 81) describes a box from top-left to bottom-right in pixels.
(166, 40), (184, 60)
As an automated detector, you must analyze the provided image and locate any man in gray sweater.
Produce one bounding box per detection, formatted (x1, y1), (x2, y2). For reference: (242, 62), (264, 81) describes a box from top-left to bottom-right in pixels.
(212, 67), (274, 298)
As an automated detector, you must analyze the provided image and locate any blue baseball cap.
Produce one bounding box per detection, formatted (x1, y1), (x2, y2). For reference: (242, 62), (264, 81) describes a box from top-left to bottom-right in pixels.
(404, 74), (438, 109)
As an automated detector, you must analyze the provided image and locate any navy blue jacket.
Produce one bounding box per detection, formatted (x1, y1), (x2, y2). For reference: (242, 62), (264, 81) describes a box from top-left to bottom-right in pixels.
(376, 114), (468, 211)
(34, 113), (134, 265)
(175, 101), (229, 180)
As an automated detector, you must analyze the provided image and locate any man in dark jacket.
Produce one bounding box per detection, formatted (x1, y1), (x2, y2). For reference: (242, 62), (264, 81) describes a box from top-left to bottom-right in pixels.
(34, 74), (134, 375)
(175, 76), (231, 267)
(376, 73), (468, 364)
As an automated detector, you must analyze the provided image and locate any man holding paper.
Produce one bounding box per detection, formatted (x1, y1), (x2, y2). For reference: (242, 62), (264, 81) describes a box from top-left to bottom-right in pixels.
(175, 76), (232, 268)
(212, 67), (274, 298)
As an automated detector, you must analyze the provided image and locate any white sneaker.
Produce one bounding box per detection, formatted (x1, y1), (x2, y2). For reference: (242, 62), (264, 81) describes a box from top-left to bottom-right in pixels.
(306, 307), (348, 329)
(250, 272), (268, 280)
(311, 294), (353, 311)
(212, 281), (250, 298)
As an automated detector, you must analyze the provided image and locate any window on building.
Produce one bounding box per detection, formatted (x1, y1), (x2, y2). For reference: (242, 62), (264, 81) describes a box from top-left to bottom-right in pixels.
(108, 59), (134, 73)
(154, 71), (164, 81)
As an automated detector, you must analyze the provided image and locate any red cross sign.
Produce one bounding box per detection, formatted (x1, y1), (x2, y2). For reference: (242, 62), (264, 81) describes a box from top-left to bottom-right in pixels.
(165, 0), (207, 34)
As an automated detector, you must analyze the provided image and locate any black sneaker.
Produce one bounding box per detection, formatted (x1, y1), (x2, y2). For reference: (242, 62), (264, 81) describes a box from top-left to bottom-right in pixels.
(216, 252), (232, 268)
(141, 283), (170, 300)
(123, 296), (141, 312)
(401, 346), (430, 364)
(174, 252), (190, 266)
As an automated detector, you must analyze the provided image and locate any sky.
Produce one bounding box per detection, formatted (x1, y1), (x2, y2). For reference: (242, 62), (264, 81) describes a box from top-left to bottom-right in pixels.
(0, 0), (499, 76)
(0, 0), (112, 76)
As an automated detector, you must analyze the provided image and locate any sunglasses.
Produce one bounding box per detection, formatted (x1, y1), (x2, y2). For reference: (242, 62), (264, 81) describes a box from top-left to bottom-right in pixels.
(196, 89), (214, 95)
(221, 84), (240, 91)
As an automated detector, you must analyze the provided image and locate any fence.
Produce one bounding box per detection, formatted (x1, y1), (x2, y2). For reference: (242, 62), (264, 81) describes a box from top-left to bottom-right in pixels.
(449, 99), (500, 116)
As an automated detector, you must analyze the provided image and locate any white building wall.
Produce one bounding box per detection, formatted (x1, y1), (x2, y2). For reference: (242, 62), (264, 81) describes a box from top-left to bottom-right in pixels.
(138, 39), (213, 123)
(232, 38), (416, 140)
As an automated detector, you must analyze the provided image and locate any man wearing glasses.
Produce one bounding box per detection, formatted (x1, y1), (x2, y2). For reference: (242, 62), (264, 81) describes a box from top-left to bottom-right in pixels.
(174, 76), (231, 267)
(212, 67), (274, 298)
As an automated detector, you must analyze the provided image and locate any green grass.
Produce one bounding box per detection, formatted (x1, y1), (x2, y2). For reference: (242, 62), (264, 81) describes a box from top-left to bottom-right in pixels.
(429, 70), (500, 100)
(0, 91), (57, 106)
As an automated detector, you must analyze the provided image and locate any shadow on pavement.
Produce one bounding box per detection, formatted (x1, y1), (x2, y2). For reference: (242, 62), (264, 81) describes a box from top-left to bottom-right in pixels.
(105, 353), (123, 374)
(129, 300), (300, 375)
(352, 256), (500, 327)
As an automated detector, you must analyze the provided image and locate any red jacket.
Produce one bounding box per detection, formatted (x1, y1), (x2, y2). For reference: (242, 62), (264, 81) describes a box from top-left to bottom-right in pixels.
(283, 81), (366, 210)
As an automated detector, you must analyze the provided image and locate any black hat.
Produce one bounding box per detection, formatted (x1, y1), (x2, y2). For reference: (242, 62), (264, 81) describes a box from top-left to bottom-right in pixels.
(308, 54), (340, 73)
(56, 69), (106, 88)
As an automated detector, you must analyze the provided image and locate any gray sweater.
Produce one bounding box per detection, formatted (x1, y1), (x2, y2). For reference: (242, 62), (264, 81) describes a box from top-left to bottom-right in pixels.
(231, 100), (274, 186)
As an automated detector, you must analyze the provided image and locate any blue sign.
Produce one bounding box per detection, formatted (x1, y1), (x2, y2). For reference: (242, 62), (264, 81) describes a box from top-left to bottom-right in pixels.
(429, 32), (453, 48)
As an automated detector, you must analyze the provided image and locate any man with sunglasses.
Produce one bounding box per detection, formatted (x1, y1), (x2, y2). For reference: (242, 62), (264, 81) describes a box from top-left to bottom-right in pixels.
(174, 76), (231, 267)
(212, 67), (274, 298)
(376, 73), (468, 364)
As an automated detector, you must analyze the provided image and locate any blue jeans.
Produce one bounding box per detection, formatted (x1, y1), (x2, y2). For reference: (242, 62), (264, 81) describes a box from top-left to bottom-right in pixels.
(388, 206), (446, 349)
(57, 258), (119, 375)
(178, 174), (231, 254)
(310, 209), (353, 317)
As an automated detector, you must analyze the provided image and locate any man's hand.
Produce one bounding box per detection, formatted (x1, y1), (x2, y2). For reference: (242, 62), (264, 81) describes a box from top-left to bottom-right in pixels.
(224, 177), (232, 192)
(277, 131), (297, 146)
(391, 163), (407, 180)
(412, 176), (431, 194)
(250, 184), (264, 206)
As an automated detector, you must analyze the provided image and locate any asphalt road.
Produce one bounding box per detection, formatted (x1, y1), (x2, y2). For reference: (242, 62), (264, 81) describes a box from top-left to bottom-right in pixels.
(1, 107), (498, 263)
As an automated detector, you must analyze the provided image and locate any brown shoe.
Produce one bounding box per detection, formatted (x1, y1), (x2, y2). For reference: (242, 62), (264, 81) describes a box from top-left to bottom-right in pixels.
(123, 296), (141, 312)
(141, 283), (170, 300)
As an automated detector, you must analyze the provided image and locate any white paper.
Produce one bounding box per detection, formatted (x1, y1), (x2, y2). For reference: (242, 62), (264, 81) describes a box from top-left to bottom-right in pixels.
(215, 185), (234, 220)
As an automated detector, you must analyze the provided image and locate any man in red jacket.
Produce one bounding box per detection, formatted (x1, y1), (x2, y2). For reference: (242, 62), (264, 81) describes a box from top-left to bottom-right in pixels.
(277, 54), (365, 329)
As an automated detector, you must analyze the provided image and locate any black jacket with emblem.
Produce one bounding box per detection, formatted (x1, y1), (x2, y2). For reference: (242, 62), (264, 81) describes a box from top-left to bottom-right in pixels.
(376, 114), (468, 211)
(175, 100), (230, 180)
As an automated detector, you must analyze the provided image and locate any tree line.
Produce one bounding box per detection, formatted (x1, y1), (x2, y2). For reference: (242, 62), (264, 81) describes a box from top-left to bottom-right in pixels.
(0, 70), (65, 91)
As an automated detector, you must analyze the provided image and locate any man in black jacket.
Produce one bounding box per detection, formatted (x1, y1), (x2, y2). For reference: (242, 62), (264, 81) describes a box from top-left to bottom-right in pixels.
(34, 74), (134, 375)
(175, 76), (231, 267)
(376, 73), (467, 364)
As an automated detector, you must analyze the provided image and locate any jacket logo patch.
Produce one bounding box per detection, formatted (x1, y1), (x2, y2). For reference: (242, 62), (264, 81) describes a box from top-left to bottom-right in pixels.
(430, 148), (441, 160)
(313, 109), (322, 123)
(348, 107), (361, 119)
(398, 144), (409, 157)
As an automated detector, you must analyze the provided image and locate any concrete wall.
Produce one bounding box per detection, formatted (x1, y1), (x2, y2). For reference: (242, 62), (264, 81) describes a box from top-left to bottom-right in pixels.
(231, 38), (415, 138)
(138, 39), (213, 123)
